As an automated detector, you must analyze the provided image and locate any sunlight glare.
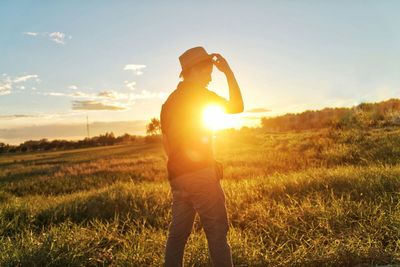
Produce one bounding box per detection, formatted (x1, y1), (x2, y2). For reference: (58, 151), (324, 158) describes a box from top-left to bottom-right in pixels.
(202, 104), (240, 131)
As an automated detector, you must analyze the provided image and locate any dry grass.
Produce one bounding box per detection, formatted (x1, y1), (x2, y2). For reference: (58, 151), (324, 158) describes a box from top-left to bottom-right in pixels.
(1, 128), (400, 266)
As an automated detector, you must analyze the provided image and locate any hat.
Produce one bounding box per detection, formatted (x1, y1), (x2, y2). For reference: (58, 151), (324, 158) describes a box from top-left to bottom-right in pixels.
(179, 46), (212, 78)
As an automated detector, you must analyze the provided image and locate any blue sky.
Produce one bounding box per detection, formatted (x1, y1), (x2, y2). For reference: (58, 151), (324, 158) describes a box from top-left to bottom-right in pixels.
(1, 1), (400, 143)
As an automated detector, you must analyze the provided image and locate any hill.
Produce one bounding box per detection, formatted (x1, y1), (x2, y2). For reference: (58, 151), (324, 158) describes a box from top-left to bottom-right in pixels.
(1, 126), (400, 266)
(261, 98), (400, 131)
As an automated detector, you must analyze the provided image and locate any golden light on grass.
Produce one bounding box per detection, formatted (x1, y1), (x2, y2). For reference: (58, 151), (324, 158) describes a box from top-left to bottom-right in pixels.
(202, 104), (240, 131)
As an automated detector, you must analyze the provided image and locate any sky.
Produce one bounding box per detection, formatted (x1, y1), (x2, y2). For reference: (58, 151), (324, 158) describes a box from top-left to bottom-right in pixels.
(1, 1), (400, 144)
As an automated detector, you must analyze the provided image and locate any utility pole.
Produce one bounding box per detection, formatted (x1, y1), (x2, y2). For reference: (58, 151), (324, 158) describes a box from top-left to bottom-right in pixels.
(86, 115), (90, 138)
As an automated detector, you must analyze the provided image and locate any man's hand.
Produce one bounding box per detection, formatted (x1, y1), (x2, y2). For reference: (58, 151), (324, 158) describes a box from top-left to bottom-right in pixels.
(210, 53), (244, 114)
(211, 53), (232, 74)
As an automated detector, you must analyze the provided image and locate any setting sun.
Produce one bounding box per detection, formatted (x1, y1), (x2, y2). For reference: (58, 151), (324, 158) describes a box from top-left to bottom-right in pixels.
(202, 104), (241, 131)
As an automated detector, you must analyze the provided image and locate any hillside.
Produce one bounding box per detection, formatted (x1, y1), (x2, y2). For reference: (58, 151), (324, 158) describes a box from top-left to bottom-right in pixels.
(1, 127), (400, 266)
(261, 98), (400, 132)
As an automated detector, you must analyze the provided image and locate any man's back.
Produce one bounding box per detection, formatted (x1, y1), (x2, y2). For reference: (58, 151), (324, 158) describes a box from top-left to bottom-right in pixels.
(160, 81), (228, 180)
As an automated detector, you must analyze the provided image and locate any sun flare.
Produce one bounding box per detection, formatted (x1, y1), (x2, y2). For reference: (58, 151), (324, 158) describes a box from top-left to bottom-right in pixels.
(202, 104), (241, 131)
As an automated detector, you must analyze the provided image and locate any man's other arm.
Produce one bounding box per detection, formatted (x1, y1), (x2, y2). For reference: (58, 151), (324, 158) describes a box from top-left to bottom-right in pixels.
(212, 53), (244, 114)
(160, 104), (170, 157)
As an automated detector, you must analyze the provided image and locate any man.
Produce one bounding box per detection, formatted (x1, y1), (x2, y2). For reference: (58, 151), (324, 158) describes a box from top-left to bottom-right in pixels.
(160, 46), (244, 267)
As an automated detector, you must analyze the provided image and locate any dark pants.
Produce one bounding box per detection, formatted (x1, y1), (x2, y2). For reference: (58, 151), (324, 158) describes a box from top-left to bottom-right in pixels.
(164, 167), (233, 267)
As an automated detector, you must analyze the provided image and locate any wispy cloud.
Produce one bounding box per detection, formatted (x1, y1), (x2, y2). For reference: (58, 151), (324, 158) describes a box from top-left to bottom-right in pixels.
(97, 90), (117, 98)
(0, 74), (40, 95)
(40, 58), (165, 112)
(22, 31), (71, 45)
(0, 111), (87, 122)
(44, 88), (167, 111)
(48, 32), (66, 44)
(129, 90), (167, 100)
(44, 89), (167, 101)
(23, 32), (38, 36)
(13, 74), (40, 83)
(45, 90), (119, 99)
(245, 107), (270, 113)
(72, 91), (93, 97)
(124, 64), (146, 75)
(45, 92), (66, 97)
(0, 114), (38, 120)
(124, 80), (136, 91)
(72, 100), (126, 110)
(44, 91), (92, 98)
(0, 77), (12, 95)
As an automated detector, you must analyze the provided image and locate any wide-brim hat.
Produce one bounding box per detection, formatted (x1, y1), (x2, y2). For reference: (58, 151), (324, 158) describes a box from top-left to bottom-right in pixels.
(179, 46), (213, 78)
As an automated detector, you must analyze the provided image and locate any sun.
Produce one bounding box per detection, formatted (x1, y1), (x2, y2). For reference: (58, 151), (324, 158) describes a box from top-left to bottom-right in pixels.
(202, 104), (240, 131)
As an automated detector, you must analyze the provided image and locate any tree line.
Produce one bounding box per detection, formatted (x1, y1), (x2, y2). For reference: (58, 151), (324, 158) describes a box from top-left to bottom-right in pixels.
(0, 132), (137, 153)
(0, 118), (163, 154)
(261, 98), (400, 132)
(3, 98), (400, 153)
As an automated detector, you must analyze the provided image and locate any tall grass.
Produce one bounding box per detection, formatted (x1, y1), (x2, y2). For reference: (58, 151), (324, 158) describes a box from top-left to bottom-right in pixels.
(1, 128), (400, 266)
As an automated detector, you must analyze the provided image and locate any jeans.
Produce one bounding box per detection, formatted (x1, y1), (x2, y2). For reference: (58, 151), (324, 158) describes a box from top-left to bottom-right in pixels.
(164, 167), (233, 267)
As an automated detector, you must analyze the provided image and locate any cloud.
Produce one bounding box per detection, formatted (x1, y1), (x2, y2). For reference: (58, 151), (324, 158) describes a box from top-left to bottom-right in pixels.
(124, 64), (146, 75)
(72, 100), (126, 110)
(46, 90), (129, 100)
(44, 86), (167, 111)
(43, 91), (92, 98)
(72, 91), (92, 97)
(97, 90), (117, 98)
(245, 107), (270, 113)
(124, 80), (136, 91)
(45, 89), (167, 101)
(0, 114), (37, 120)
(0, 74), (39, 95)
(22, 31), (71, 45)
(13, 74), (39, 83)
(46, 92), (66, 96)
(23, 32), (38, 36)
(68, 85), (78, 90)
(129, 90), (167, 100)
(0, 77), (12, 95)
(48, 32), (66, 44)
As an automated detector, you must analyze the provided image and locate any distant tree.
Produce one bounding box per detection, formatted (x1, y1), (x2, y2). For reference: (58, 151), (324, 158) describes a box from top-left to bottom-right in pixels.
(116, 133), (136, 143)
(146, 118), (161, 136)
(98, 132), (116, 145)
(145, 118), (162, 143)
(0, 142), (5, 153)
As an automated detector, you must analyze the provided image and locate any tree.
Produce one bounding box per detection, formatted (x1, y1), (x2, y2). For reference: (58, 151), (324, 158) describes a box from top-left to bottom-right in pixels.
(146, 118), (161, 136)
(0, 143), (5, 153)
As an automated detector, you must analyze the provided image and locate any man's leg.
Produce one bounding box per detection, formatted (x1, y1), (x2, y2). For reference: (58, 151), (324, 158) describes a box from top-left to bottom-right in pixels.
(165, 185), (196, 267)
(201, 182), (232, 267)
(182, 168), (233, 267)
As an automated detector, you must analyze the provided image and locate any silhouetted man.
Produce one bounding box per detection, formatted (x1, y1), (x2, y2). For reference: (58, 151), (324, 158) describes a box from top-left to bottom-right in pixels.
(160, 46), (244, 267)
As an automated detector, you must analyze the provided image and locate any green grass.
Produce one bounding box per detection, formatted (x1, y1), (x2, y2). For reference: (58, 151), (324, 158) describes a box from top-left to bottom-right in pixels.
(1, 128), (400, 266)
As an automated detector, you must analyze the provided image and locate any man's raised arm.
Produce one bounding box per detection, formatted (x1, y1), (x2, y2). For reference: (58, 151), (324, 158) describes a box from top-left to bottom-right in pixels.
(211, 53), (244, 114)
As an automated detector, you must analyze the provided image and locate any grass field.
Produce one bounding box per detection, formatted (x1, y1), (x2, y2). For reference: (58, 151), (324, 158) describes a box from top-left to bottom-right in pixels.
(1, 128), (400, 266)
